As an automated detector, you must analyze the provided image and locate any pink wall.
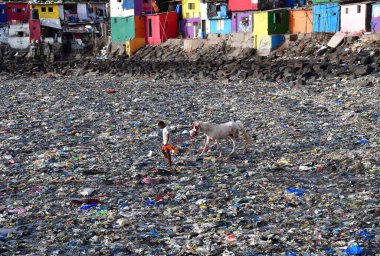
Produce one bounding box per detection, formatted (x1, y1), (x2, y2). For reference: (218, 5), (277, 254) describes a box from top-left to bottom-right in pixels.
(340, 3), (368, 34)
(145, 12), (177, 45)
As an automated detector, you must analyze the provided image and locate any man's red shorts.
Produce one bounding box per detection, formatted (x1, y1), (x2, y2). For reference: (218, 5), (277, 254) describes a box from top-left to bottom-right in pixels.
(162, 144), (179, 154)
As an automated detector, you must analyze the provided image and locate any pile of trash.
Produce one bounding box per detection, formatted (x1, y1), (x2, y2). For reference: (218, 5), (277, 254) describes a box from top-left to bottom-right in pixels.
(0, 73), (379, 255)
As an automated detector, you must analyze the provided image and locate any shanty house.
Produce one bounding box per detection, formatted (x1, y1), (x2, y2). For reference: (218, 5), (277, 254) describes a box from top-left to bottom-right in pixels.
(0, 3), (6, 24)
(181, 0), (201, 38)
(289, 8), (312, 34)
(228, 0), (282, 12)
(253, 9), (289, 52)
(8, 23), (30, 49)
(6, 2), (30, 22)
(340, 2), (372, 35)
(180, 17), (201, 38)
(182, 0), (200, 19)
(145, 12), (177, 44)
(111, 15), (145, 42)
(372, 2), (380, 32)
(30, 3), (61, 20)
(110, 0), (144, 51)
(209, 18), (231, 34)
(231, 11), (252, 33)
(208, 2), (231, 34)
(77, 2), (108, 21)
(110, 0), (142, 17)
(312, 3), (340, 33)
(200, 1), (210, 35)
(228, 0), (259, 11)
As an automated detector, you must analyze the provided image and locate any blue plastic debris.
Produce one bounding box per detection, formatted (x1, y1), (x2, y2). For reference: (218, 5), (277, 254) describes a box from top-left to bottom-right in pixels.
(150, 229), (159, 237)
(79, 204), (97, 210)
(287, 188), (306, 197)
(357, 139), (369, 144)
(67, 241), (77, 246)
(343, 244), (364, 255)
(145, 200), (156, 207)
(359, 230), (375, 240)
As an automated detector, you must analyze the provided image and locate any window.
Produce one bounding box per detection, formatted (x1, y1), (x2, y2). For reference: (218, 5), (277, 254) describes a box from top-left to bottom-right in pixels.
(188, 3), (195, 10)
(18, 31), (24, 37)
(148, 19), (152, 37)
(217, 19), (224, 31)
(241, 17), (249, 27)
(345, 8), (348, 14)
(41, 7), (46, 12)
(186, 12), (190, 18)
(0, 9), (4, 14)
(98, 9), (104, 16)
(117, 0), (121, 2)
(114, 18), (117, 23)
(13, 8), (23, 13)
(274, 13), (282, 23)
(357, 5), (361, 13)
(48, 7), (53, 12)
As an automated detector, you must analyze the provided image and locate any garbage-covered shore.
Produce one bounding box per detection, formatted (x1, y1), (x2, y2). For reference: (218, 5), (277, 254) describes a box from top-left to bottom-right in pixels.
(0, 73), (379, 255)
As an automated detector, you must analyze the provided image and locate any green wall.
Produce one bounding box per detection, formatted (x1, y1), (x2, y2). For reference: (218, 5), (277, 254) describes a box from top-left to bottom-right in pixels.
(268, 9), (289, 35)
(111, 16), (136, 43)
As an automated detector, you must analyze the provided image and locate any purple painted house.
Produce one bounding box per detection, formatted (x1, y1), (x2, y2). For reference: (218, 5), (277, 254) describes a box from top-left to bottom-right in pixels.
(372, 3), (380, 32)
(231, 11), (253, 33)
(180, 18), (201, 38)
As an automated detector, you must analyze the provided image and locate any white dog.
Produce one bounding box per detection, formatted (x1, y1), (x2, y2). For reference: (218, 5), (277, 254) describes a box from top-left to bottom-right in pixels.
(189, 120), (251, 156)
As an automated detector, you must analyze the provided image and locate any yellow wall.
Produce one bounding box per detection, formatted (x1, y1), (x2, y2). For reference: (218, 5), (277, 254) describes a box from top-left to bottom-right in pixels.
(182, 0), (201, 19)
(31, 4), (60, 19)
(253, 11), (268, 48)
(253, 11), (268, 36)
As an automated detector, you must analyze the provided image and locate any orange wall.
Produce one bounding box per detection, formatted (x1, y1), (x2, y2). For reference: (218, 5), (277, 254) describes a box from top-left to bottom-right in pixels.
(135, 16), (145, 38)
(289, 10), (313, 34)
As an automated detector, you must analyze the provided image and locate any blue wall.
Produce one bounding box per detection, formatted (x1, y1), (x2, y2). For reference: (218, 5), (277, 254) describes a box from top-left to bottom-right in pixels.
(313, 3), (340, 33)
(271, 35), (285, 49)
(0, 4), (6, 23)
(210, 19), (232, 34)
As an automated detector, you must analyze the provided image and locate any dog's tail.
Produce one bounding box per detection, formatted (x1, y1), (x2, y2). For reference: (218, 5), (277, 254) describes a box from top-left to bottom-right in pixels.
(236, 120), (251, 144)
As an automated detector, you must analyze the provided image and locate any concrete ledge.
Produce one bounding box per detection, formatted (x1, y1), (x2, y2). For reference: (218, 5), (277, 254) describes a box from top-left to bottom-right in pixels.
(183, 39), (205, 51)
(362, 32), (380, 42)
(227, 32), (253, 48)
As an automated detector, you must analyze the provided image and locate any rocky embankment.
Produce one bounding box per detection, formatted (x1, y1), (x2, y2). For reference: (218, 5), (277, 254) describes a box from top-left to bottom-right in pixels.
(1, 35), (380, 82)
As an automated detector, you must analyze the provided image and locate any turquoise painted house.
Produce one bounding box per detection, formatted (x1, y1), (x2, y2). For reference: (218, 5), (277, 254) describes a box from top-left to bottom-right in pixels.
(208, 3), (231, 34)
(210, 19), (232, 34)
(313, 3), (340, 33)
